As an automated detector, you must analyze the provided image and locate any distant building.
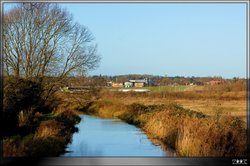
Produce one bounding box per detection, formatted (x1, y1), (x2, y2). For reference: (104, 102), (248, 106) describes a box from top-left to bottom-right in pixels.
(134, 82), (145, 88)
(129, 78), (155, 87)
(207, 80), (225, 85)
(118, 89), (150, 92)
(110, 78), (155, 88)
(129, 79), (147, 83)
(124, 82), (133, 88)
(107, 81), (113, 87)
(147, 79), (155, 86)
(112, 83), (123, 88)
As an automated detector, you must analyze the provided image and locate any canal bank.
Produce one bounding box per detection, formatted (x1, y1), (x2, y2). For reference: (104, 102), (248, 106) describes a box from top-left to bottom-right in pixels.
(75, 100), (247, 157)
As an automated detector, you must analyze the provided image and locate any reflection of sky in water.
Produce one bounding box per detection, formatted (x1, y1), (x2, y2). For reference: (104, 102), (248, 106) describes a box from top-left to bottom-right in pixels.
(62, 115), (167, 157)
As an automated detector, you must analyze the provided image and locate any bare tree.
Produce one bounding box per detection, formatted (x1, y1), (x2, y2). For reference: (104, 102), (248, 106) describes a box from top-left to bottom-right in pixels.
(3, 3), (100, 100)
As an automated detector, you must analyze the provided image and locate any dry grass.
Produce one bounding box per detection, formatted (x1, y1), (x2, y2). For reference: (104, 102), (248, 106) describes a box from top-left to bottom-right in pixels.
(99, 88), (247, 122)
(35, 120), (66, 138)
(3, 104), (81, 157)
(80, 95), (247, 157)
(3, 136), (28, 157)
(174, 99), (247, 122)
(176, 117), (247, 156)
(143, 109), (180, 149)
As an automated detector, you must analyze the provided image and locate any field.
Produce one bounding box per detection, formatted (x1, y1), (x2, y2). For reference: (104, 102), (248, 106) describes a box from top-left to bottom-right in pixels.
(143, 85), (198, 92)
(102, 84), (247, 121)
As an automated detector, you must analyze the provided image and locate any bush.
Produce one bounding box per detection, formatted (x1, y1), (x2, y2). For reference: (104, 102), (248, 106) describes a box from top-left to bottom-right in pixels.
(204, 80), (246, 92)
(55, 111), (81, 129)
(3, 136), (25, 157)
(26, 136), (65, 156)
(127, 103), (165, 114)
(3, 78), (43, 130)
(35, 120), (66, 138)
(78, 101), (96, 114)
(167, 103), (206, 118)
(4, 77), (43, 111)
(119, 103), (166, 126)
(35, 119), (73, 149)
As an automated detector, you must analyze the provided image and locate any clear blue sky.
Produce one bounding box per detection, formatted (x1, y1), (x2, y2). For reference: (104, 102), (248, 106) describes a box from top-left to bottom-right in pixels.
(4, 3), (247, 78)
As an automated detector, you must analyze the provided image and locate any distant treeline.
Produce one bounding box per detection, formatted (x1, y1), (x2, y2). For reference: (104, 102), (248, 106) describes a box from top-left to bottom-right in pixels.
(57, 74), (246, 87)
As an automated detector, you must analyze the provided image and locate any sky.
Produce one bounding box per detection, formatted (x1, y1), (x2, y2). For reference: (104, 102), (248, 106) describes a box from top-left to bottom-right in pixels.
(3, 3), (247, 78)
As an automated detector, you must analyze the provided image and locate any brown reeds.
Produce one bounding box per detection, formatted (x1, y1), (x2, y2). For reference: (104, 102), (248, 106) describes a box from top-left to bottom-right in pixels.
(3, 107), (81, 157)
(176, 116), (247, 156)
(82, 99), (247, 157)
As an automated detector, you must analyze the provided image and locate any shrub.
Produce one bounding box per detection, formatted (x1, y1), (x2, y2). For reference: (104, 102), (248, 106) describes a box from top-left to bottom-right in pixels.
(3, 78), (43, 130)
(119, 103), (166, 126)
(26, 136), (65, 156)
(127, 103), (165, 114)
(55, 111), (81, 129)
(4, 78), (43, 112)
(78, 101), (96, 114)
(167, 103), (206, 118)
(3, 136), (25, 157)
(35, 120), (66, 138)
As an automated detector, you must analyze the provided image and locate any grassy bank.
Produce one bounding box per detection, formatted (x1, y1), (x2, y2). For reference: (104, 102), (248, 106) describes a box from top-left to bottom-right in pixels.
(3, 78), (81, 157)
(80, 99), (247, 157)
(3, 105), (81, 157)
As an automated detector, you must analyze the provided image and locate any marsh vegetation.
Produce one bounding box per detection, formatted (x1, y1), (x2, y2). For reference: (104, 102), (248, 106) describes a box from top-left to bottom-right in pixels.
(2, 2), (247, 158)
(75, 79), (247, 157)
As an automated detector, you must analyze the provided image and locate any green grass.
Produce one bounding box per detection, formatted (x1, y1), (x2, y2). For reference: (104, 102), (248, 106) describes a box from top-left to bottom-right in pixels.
(39, 112), (56, 121)
(146, 85), (189, 92)
(109, 85), (191, 92)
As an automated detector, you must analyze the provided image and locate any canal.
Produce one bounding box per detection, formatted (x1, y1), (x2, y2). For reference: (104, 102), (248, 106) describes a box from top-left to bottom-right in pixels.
(63, 115), (169, 156)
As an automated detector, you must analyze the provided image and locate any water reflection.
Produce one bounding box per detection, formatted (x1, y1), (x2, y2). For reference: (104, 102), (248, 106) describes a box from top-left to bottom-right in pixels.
(63, 115), (167, 156)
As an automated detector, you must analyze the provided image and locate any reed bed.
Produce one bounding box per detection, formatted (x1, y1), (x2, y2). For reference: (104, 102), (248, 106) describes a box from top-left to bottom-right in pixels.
(81, 100), (247, 157)
(3, 107), (81, 157)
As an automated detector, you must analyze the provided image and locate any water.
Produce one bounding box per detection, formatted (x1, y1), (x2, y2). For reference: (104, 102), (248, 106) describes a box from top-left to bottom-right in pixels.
(63, 115), (167, 156)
